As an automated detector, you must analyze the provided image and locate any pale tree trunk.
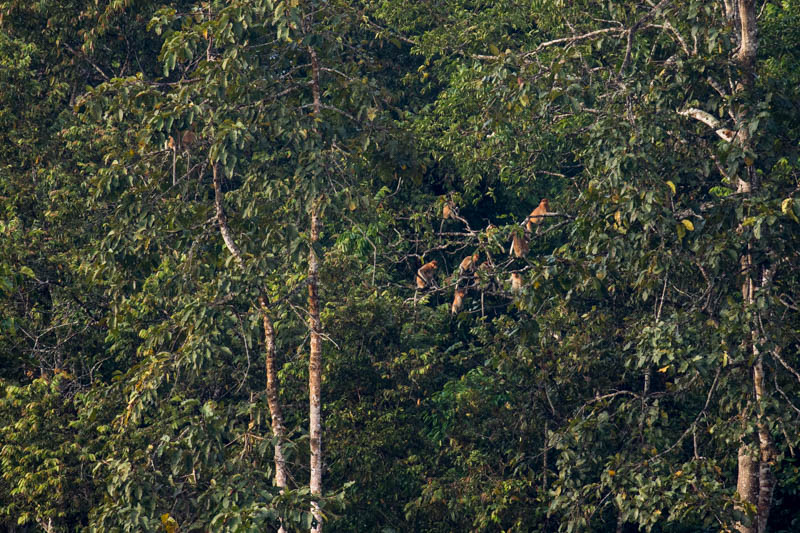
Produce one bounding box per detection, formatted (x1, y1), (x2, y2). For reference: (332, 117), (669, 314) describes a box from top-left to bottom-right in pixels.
(725, 2), (776, 532)
(686, 3), (775, 530)
(305, 25), (325, 532)
(213, 163), (289, 532)
(307, 206), (324, 533)
(259, 295), (289, 533)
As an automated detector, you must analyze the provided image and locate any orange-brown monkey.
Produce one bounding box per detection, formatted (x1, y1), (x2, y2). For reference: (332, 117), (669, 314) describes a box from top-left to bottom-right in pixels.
(451, 288), (467, 314)
(459, 253), (479, 275)
(439, 201), (457, 233)
(473, 261), (494, 288)
(527, 198), (550, 233)
(442, 202), (454, 220)
(510, 232), (529, 258)
(169, 130), (198, 186)
(510, 272), (523, 293)
(181, 130), (197, 148)
(416, 260), (438, 289)
(168, 135), (178, 185)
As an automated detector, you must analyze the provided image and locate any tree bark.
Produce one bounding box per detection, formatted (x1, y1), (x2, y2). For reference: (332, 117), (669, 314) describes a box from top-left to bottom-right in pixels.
(305, 24), (325, 532)
(753, 356), (775, 533)
(213, 163), (289, 532)
(726, 2), (776, 532)
(736, 445), (757, 533)
(308, 206), (324, 533)
(260, 294), (289, 533)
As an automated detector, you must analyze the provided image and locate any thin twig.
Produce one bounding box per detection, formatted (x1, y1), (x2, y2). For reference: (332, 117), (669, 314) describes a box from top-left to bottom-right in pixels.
(61, 42), (110, 81)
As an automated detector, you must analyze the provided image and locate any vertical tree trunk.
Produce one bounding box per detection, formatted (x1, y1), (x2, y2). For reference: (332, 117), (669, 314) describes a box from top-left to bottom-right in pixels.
(213, 163), (289, 532)
(259, 295), (289, 533)
(542, 420), (548, 492)
(307, 206), (324, 533)
(736, 444), (757, 533)
(727, 2), (776, 532)
(306, 26), (325, 532)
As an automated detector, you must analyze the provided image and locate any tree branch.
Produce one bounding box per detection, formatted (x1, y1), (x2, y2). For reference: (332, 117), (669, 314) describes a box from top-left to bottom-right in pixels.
(61, 42), (110, 81)
(212, 163), (244, 267)
(677, 108), (735, 142)
(619, 0), (676, 76)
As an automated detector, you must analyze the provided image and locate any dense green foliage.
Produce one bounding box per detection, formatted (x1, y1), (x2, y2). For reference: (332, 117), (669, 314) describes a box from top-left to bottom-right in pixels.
(2, 0), (800, 531)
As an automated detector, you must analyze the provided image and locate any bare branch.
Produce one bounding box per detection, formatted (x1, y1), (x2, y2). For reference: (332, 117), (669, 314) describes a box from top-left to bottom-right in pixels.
(61, 42), (110, 81)
(299, 103), (357, 122)
(677, 108), (735, 142)
(212, 163), (244, 267)
(522, 28), (626, 59)
(620, 0), (677, 75)
(771, 346), (800, 385)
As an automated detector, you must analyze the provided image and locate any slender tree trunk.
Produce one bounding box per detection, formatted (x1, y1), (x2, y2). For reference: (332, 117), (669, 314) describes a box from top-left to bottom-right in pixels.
(736, 443), (758, 533)
(305, 25), (325, 532)
(753, 354), (775, 533)
(542, 420), (548, 492)
(213, 163), (289, 532)
(726, 2), (776, 532)
(259, 294), (289, 533)
(307, 206), (324, 533)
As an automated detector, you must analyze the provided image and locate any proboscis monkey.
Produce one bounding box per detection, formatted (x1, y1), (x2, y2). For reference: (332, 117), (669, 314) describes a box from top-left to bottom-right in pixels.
(527, 198), (550, 233)
(168, 135), (178, 185)
(440, 200), (456, 232)
(180, 129), (197, 185)
(473, 261), (493, 287)
(442, 202), (454, 220)
(416, 260), (438, 289)
(451, 288), (467, 314)
(169, 129), (198, 186)
(181, 130), (197, 148)
(459, 253), (479, 275)
(510, 272), (523, 293)
(510, 232), (529, 258)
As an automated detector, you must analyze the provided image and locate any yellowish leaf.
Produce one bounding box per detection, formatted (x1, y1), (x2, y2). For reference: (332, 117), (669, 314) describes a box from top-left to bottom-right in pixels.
(781, 198), (799, 222)
(161, 513), (178, 533)
(657, 365), (670, 373)
(666, 180), (676, 195)
(681, 219), (694, 231)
